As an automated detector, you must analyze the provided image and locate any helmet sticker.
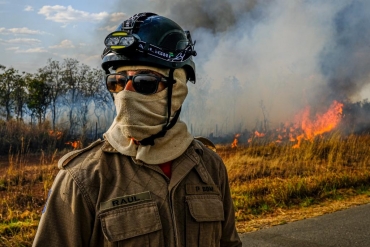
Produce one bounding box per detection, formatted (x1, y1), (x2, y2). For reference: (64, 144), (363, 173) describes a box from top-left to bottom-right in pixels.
(136, 41), (194, 62)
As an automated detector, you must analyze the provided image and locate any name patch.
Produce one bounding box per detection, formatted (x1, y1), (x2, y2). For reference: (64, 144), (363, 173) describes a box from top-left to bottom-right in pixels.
(100, 191), (151, 210)
(186, 184), (220, 195)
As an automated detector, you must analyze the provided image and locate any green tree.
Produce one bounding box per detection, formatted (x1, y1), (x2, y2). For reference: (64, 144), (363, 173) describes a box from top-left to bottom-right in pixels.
(27, 73), (51, 125)
(40, 59), (66, 130)
(89, 68), (113, 137)
(0, 67), (21, 120)
(61, 58), (82, 135)
(13, 71), (27, 121)
(79, 67), (110, 139)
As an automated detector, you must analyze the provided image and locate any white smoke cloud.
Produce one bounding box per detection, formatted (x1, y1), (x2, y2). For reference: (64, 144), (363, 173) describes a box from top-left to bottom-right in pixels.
(196, 1), (346, 127)
(110, 12), (127, 22)
(98, 25), (116, 32)
(101, 0), (368, 134)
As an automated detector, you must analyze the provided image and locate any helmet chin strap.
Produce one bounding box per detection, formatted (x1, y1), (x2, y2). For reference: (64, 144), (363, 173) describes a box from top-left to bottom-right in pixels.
(139, 68), (180, 146)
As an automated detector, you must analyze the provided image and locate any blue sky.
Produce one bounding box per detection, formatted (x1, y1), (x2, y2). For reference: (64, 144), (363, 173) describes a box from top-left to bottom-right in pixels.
(0, 1), (136, 73)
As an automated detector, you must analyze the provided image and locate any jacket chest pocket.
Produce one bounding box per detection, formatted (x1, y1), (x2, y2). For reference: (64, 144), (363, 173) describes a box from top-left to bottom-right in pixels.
(99, 201), (164, 247)
(186, 195), (224, 247)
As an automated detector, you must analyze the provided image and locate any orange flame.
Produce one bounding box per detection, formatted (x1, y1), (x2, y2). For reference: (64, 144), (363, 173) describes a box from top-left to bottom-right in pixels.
(292, 100), (343, 147)
(65, 141), (82, 149)
(231, 133), (241, 148)
(48, 130), (63, 140)
(254, 131), (265, 138)
(245, 100), (343, 148)
(248, 130), (266, 143)
(292, 134), (305, 149)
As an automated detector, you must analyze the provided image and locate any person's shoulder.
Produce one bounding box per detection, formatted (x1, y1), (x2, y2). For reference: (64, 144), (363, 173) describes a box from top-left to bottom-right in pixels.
(191, 137), (228, 182)
(192, 137), (223, 164)
(58, 139), (105, 170)
(194, 136), (217, 152)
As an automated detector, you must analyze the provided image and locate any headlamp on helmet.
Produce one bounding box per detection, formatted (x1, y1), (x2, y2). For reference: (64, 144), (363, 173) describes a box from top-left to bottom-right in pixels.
(104, 31), (138, 51)
(101, 13), (197, 83)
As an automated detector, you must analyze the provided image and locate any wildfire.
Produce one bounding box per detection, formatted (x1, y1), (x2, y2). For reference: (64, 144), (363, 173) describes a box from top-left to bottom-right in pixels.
(65, 140), (82, 149)
(292, 134), (305, 149)
(297, 100), (343, 141)
(48, 130), (63, 140)
(254, 130), (266, 138)
(246, 100), (344, 148)
(231, 133), (241, 148)
(248, 130), (266, 143)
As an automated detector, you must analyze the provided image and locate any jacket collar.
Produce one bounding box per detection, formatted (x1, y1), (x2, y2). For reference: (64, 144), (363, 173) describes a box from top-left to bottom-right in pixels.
(101, 139), (209, 184)
(101, 140), (120, 153)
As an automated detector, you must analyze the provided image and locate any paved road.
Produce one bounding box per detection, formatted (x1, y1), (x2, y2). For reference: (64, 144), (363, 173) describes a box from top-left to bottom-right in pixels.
(240, 203), (370, 247)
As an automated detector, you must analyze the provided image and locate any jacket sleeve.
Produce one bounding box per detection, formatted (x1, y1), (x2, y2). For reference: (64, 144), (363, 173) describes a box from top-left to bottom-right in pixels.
(32, 169), (94, 247)
(219, 162), (243, 247)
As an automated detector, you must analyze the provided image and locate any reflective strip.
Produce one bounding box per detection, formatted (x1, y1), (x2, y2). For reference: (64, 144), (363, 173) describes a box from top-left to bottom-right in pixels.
(111, 45), (126, 49)
(112, 32), (128, 36)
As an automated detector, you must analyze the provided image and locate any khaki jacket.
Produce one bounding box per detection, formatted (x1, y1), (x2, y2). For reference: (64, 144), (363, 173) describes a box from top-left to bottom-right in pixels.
(33, 139), (242, 247)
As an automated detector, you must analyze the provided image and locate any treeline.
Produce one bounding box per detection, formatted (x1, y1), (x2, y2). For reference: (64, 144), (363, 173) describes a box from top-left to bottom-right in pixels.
(0, 58), (114, 155)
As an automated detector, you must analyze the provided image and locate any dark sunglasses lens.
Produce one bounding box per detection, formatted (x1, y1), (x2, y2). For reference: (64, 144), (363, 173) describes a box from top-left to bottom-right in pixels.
(133, 75), (160, 94)
(106, 74), (126, 92)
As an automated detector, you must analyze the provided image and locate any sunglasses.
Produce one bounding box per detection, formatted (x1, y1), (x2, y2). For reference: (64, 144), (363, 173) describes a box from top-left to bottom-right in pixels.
(105, 73), (168, 95)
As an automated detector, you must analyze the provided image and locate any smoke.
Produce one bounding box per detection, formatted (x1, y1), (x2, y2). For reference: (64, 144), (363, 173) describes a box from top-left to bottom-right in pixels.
(319, 1), (370, 103)
(103, 0), (370, 135)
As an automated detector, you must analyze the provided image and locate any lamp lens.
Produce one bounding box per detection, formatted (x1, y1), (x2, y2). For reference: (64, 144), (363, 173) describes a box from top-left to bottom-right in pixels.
(106, 37), (120, 46)
(119, 37), (135, 46)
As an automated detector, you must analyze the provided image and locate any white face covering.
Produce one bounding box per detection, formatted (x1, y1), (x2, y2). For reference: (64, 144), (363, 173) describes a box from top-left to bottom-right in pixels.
(113, 89), (169, 140)
(104, 65), (193, 165)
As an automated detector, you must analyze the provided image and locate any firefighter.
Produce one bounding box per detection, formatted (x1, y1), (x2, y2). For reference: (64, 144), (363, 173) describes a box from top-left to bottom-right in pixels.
(32, 12), (242, 247)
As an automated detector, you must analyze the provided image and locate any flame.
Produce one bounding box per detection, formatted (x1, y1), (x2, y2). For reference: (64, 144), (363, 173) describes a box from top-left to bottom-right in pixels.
(48, 130), (63, 140)
(294, 100), (343, 146)
(254, 130), (265, 138)
(246, 100), (343, 148)
(231, 133), (241, 148)
(292, 134), (305, 149)
(247, 130), (266, 143)
(65, 141), (82, 149)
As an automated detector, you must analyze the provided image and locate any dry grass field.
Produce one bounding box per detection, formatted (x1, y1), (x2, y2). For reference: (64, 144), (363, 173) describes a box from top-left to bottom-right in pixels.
(1, 133), (370, 246)
(0, 151), (60, 246)
(220, 133), (370, 232)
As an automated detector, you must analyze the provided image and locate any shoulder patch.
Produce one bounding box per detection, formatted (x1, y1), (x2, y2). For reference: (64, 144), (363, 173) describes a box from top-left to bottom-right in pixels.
(194, 136), (217, 152)
(58, 139), (104, 169)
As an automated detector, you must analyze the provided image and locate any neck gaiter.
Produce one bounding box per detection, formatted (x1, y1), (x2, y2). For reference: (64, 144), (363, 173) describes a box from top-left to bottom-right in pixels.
(104, 66), (193, 164)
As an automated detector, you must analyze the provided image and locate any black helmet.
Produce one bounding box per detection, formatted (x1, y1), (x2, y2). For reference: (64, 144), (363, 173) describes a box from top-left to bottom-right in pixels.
(101, 12), (197, 83)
